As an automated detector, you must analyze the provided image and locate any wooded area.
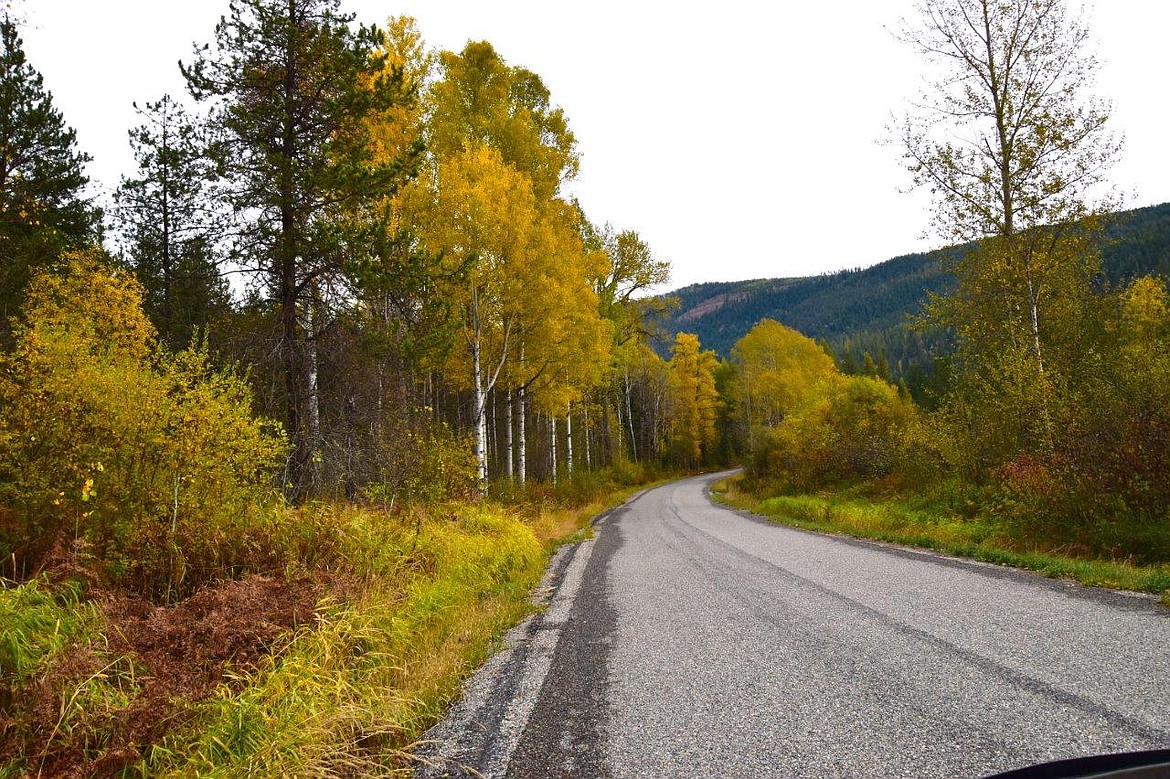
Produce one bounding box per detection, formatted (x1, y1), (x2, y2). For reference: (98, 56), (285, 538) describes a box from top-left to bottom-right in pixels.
(0, 2), (744, 594)
(2, 0), (1168, 773)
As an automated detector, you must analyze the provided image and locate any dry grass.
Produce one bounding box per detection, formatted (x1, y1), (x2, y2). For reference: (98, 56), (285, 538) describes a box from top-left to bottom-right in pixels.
(2, 475), (653, 778)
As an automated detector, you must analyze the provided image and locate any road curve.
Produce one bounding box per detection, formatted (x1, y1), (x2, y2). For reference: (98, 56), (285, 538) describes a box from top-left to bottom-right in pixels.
(419, 472), (1170, 778)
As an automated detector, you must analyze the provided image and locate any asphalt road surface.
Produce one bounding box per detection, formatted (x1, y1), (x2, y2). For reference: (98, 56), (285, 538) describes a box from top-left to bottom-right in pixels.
(416, 472), (1170, 778)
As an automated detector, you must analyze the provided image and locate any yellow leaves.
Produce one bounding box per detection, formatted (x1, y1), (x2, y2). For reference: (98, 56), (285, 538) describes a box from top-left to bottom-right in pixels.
(0, 258), (287, 592)
(1120, 275), (1169, 339)
(732, 319), (838, 428)
(667, 333), (720, 467)
(14, 249), (156, 363)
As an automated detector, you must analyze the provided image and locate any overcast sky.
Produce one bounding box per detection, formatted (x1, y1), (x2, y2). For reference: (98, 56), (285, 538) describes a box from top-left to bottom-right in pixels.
(17, 1), (1170, 290)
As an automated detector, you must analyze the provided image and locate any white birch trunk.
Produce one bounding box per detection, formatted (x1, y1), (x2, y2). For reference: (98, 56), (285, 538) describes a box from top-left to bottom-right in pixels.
(517, 386), (527, 485)
(505, 389), (514, 481)
(566, 407), (573, 475)
(473, 337), (488, 484)
(624, 371), (637, 461)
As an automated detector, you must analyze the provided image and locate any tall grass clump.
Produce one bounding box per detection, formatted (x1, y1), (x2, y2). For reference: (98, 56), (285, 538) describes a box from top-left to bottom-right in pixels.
(146, 502), (545, 777)
(0, 579), (102, 686)
(0, 578), (143, 776)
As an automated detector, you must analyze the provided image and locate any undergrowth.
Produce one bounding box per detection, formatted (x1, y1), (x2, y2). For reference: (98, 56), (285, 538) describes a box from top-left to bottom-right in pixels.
(143, 503), (545, 777)
(1, 472), (649, 777)
(714, 476), (1170, 600)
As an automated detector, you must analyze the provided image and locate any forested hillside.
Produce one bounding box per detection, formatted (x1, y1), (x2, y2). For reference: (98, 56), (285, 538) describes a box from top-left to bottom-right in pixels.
(659, 202), (1170, 380)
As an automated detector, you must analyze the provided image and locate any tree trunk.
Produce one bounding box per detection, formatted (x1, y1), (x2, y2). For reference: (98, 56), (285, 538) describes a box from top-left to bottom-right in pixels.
(566, 407), (573, 476)
(549, 415), (557, 485)
(489, 388), (497, 480)
(473, 344), (488, 485)
(625, 371), (637, 462)
(583, 404), (591, 469)
(517, 386), (527, 485)
(305, 292), (322, 478)
(504, 389), (514, 481)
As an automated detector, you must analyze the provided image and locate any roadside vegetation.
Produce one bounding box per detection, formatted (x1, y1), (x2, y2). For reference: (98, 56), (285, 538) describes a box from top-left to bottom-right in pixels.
(0, 250), (664, 774)
(714, 480), (1170, 603)
(714, 0), (1170, 607)
(1, 3), (681, 774)
(3, 0), (1169, 774)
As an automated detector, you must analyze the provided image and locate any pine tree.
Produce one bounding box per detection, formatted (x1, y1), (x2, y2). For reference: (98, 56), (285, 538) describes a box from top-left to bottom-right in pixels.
(113, 95), (228, 349)
(181, 0), (419, 495)
(0, 14), (97, 331)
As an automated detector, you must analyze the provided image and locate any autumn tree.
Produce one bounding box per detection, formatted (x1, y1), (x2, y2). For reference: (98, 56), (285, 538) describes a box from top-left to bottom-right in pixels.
(897, 0), (1120, 460)
(113, 95), (228, 349)
(406, 144), (536, 483)
(181, 0), (419, 495)
(414, 41), (608, 485)
(0, 14), (97, 331)
(572, 207), (672, 470)
(588, 220), (671, 345)
(732, 319), (838, 427)
(666, 332), (719, 469)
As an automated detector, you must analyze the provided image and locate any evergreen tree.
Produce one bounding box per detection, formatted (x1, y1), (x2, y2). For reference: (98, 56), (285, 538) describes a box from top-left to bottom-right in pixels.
(0, 14), (97, 331)
(181, 0), (419, 495)
(114, 95), (228, 349)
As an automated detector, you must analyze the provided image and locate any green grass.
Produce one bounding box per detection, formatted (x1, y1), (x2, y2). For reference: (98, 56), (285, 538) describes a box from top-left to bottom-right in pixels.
(0, 578), (139, 777)
(1, 474), (651, 778)
(713, 476), (1170, 599)
(0, 579), (102, 682)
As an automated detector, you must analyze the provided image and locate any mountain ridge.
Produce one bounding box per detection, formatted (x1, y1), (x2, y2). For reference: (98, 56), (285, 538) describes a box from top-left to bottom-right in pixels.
(656, 202), (1170, 370)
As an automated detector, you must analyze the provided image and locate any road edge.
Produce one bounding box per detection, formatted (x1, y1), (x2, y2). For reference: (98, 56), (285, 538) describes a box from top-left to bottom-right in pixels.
(411, 501), (628, 778)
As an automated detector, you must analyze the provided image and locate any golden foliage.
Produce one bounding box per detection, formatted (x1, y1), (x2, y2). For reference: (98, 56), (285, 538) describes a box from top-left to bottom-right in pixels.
(0, 251), (287, 596)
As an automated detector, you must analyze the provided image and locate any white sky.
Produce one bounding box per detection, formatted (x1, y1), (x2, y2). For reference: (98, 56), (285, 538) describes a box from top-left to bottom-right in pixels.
(17, 1), (1170, 290)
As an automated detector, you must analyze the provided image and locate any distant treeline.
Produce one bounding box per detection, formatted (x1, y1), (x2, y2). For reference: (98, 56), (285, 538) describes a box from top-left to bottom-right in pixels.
(657, 201), (1170, 403)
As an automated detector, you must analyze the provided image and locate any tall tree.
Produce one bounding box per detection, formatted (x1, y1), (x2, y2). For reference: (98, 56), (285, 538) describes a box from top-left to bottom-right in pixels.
(731, 318), (838, 429)
(407, 143), (537, 484)
(113, 95), (228, 349)
(0, 14), (97, 331)
(587, 219), (671, 345)
(181, 0), (418, 494)
(667, 332), (719, 469)
(897, 0), (1120, 457)
(416, 40), (606, 485)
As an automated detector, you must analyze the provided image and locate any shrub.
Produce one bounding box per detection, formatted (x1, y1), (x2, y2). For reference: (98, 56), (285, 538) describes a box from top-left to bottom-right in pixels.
(749, 375), (921, 489)
(0, 252), (287, 597)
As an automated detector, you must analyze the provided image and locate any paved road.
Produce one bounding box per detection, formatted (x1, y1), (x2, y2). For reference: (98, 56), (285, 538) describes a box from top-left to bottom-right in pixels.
(417, 472), (1170, 778)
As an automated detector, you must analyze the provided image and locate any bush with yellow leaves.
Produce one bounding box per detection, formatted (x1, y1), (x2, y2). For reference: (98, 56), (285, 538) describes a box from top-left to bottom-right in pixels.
(0, 251), (287, 598)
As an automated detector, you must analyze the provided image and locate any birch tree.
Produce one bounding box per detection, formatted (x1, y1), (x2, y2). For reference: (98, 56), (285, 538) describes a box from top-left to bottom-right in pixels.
(897, 0), (1120, 457)
(418, 40), (607, 485)
(405, 144), (537, 483)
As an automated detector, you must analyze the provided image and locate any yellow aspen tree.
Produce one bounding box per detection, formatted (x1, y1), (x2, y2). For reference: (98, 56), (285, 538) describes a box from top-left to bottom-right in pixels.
(667, 333), (719, 469)
(731, 318), (840, 435)
(403, 144), (537, 485)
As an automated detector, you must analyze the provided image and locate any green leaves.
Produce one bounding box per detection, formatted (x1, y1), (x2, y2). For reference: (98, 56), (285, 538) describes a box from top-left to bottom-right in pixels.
(0, 15), (98, 326)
